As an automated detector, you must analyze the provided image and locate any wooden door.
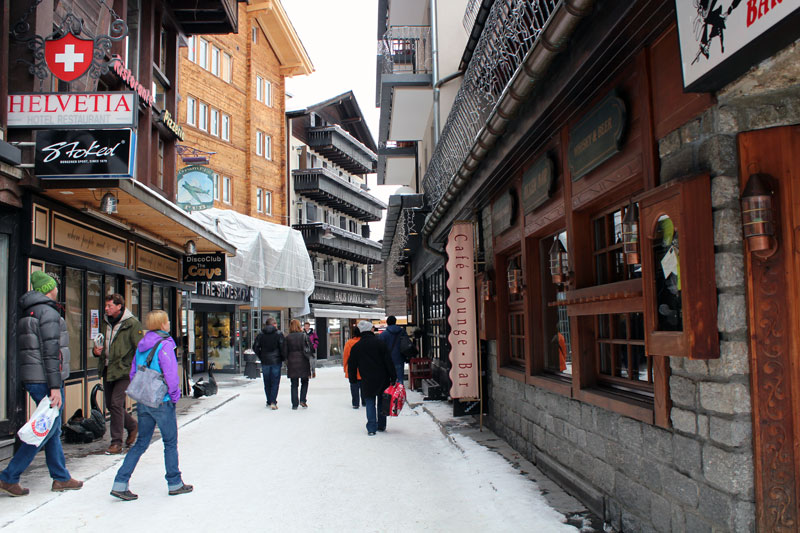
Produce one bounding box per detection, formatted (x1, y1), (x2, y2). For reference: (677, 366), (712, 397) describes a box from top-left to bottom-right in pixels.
(739, 126), (800, 532)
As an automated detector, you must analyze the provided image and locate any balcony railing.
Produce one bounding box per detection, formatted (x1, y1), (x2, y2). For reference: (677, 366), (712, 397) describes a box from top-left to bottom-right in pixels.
(378, 26), (433, 75)
(463, 0), (484, 33)
(171, 0), (239, 34)
(293, 223), (382, 264)
(293, 168), (386, 222)
(422, 0), (559, 212)
(306, 126), (377, 175)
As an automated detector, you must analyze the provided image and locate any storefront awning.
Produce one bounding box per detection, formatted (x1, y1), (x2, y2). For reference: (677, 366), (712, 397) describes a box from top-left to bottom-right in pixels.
(40, 178), (236, 255)
(311, 304), (386, 320)
(190, 208), (314, 308)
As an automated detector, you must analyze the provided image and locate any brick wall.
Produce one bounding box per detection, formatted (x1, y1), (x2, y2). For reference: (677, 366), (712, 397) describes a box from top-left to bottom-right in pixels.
(483, 42), (800, 533)
(177, 2), (287, 225)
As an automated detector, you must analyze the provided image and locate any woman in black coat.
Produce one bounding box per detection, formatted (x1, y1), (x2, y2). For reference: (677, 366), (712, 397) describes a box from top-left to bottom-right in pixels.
(285, 319), (314, 410)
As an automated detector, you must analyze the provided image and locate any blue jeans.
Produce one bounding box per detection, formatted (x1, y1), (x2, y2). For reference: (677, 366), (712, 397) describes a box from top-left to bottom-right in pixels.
(395, 362), (405, 385)
(350, 381), (363, 407)
(112, 401), (183, 491)
(261, 364), (281, 405)
(0, 384), (70, 484)
(363, 395), (387, 434)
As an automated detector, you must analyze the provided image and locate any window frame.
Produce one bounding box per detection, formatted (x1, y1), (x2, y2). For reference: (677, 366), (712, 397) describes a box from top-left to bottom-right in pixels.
(210, 45), (220, 76)
(265, 135), (272, 160)
(256, 75), (263, 102)
(222, 176), (231, 204)
(256, 188), (263, 212)
(210, 108), (219, 137)
(197, 37), (208, 69)
(198, 101), (208, 131)
(264, 79), (272, 107)
(186, 96), (196, 126)
(264, 190), (272, 215)
(213, 173), (220, 201)
(256, 130), (264, 156)
(221, 114), (230, 141)
(222, 52), (232, 82)
(187, 35), (195, 62)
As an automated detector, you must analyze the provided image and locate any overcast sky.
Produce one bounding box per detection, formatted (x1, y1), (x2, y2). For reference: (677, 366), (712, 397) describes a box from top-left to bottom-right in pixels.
(282, 0), (398, 240)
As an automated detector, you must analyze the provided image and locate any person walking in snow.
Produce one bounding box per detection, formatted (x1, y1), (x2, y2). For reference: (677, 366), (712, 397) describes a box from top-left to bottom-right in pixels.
(342, 326), (363, 409)
(253, 316), (286, 409)
(0, 271), (83, 497)
(93, 293), (143, 454)
(303, 321), (319, 356)
(348, 321), (396, 435)
(379, 316), (411, 385)
(285, 319), (315, 410)
(110, 310), (192, 501)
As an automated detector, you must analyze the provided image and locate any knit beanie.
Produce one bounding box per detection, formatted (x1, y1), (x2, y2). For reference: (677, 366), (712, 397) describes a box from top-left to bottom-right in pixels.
(31, 271), (57, 295)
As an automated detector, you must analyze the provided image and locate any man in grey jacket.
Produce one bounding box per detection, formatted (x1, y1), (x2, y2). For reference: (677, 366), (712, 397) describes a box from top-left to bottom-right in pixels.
(0, 271), (83, 497)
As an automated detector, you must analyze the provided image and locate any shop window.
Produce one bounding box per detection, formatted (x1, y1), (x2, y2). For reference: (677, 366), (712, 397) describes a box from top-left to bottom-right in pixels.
(63, 268), (83, 372)
(637, 174), (717, 359)
(424, 269), (448, 363)
(153, 286), (163, 311)
(141, 282), (151, 317)
(163, 288), (172, 327)
(593, 207), (641, 285)
(104, 274), (119, 296)
(130, 282), (140, 321)
(540, 231), (572, 376)
(85, 273), (102, 371)
(0, 235), (8, 420)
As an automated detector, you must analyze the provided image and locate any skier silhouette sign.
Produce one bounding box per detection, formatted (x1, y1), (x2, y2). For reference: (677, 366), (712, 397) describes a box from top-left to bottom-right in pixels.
(45, 34), (94, 82)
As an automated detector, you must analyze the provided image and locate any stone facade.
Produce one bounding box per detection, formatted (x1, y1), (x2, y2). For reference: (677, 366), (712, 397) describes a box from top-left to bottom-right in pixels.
(178, 2), (287, 224)
(483, 40), (800, 533)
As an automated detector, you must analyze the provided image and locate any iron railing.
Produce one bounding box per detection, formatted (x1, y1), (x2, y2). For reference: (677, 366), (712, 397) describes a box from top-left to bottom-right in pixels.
(378, 25), (433, 75)
(422, 0), (559, 210)
(463, 0), (485, 33)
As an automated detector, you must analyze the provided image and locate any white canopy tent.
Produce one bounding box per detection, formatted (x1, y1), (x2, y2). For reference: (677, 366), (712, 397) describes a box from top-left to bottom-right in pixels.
(190, 208), (314, 315)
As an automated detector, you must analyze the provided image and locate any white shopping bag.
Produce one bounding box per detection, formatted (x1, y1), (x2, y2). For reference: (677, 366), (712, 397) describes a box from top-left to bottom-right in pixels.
(17, 397), (59, 447)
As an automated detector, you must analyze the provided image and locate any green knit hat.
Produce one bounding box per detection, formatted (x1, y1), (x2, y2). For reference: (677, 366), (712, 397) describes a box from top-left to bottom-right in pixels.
(31, 271), (57, 295)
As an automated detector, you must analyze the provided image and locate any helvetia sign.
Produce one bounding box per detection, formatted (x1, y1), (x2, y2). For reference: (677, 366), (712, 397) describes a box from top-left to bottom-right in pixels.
(7, 92), (137, 128)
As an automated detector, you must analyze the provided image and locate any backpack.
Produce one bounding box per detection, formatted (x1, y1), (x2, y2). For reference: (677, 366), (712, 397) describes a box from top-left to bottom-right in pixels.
(394, 332), (417, 362)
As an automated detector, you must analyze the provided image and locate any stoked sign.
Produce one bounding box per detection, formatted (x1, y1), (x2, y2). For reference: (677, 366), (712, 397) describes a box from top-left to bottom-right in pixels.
(34, 129), (135, 179)
(44, 33), (93, 82)
(7, 92), (136, 128)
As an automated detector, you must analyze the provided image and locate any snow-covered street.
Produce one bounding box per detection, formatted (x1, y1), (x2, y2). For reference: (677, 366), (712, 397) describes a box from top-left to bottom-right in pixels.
(1, 368), (579, 532)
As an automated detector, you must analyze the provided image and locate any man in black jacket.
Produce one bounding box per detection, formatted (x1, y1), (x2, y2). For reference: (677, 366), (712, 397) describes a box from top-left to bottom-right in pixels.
(253, 316), (285, 409)
(348, 320), (396, 436)
(0, 271), (83, 497)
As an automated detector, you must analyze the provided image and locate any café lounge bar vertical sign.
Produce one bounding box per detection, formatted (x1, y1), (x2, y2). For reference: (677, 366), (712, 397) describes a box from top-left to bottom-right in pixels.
(446, 222), (479, 400)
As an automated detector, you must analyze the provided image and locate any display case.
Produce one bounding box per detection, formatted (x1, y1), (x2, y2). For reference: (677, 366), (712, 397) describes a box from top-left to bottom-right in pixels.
(637, 174), (718, 359)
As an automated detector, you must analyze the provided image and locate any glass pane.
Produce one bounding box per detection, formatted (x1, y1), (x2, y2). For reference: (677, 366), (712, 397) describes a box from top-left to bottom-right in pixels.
(597, 314), (609, 339)
(130, 282), (140, 321)
(0, 235), (8, 420)
(653, 216), (683, 331)
(141, 283), (151, 317)
(593, 218), (606, 250)
(208, 312), (234, 370)
(613, 314), (627, 340)
(613, 210), (623, 244)
(153, 286), (163, 311)
(65, 268), (83, 372)
(105, 275), (118, 296)
(193, 312), (205, 373)
(616, 345), (629, 379)
(595, 253), (608, 285)
(598, 343), (611, 375)
(631, 345), (649, 382)
(630, 312), (645, 340)
(613, 250), (627, 282)
(87, 273), (102, 370)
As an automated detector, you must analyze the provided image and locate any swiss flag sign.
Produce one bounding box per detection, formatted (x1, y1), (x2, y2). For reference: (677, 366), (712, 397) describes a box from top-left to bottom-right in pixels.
(45, 33), (94, 82)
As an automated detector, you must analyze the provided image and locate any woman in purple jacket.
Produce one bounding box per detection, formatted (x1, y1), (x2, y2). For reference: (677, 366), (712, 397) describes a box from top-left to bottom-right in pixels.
(110, 310), (192, 501)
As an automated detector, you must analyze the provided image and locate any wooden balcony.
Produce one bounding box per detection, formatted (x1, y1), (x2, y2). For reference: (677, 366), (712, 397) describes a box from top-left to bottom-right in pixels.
(171, 0), (239, 35)
(293, 168), (385, 222)
(293, 223), (382, 264)
(306, 126), (377, 175)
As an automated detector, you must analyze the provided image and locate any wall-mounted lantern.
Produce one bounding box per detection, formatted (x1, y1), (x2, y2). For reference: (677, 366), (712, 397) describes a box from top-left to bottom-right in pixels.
(548, 237), (569, 285)
(99, 192), (118, 214)
(741, 173), (777, 258)
(622, 202), (640, 265)
(481, 278), (494, 301)
(507, 257), (524, 294)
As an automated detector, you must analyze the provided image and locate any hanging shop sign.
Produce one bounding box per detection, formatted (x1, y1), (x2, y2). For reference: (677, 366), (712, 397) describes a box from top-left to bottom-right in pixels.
(34, 129), (135, 179)
(196, 282), (253, 303)
(491, 188), (518, 236)
(568, 91), (626, 181)
(675, 0), (800, 92)
(177, 166), (215, 211)
(160, 110), (185, 140)
(446, 222), (479, 400)
(183, 253), (227, 282)
(45, 33), (94, 82)
(111, 56), (156, 107)
(522, 155), (555, 214)
(137, 245), (180, 281)
(7, 92), (137, 129)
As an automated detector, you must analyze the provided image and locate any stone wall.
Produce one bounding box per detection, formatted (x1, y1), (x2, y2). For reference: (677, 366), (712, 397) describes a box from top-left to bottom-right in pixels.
(483, 41), (800, 533)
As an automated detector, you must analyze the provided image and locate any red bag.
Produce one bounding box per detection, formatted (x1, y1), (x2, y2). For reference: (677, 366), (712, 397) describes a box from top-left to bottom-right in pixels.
(382, 383), (407, 417)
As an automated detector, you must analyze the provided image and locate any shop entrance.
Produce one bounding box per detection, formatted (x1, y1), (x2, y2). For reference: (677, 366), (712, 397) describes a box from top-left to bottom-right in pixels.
(739, 125), (800, 531)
